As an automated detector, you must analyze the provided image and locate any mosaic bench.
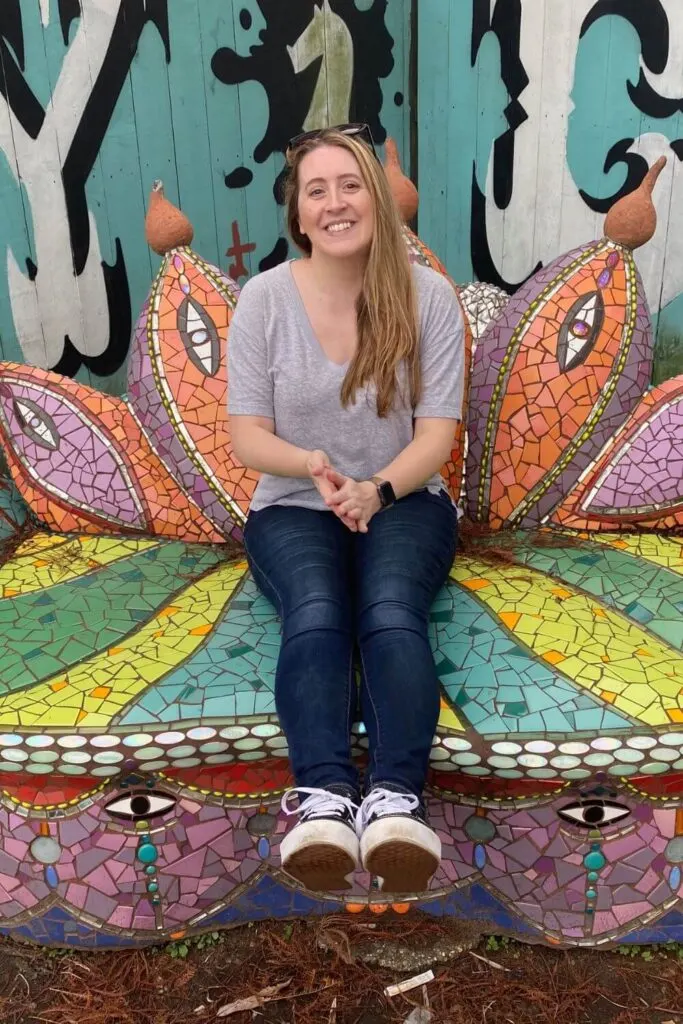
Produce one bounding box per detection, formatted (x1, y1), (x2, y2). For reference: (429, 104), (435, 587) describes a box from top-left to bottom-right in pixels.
(0, 154), (681, 951)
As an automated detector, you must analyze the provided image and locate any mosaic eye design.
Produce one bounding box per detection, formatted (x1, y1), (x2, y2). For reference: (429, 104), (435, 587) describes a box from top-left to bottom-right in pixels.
(558, 800), (630, 829)
(177, 296), (220, 377)
(104, 790), (177, 821)
(557, 291), (605, 372)
(12, 398), (60, 450)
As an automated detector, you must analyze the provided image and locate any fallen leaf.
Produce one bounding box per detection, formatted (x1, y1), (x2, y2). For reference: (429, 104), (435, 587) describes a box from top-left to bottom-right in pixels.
(216, 979), (291, 1017)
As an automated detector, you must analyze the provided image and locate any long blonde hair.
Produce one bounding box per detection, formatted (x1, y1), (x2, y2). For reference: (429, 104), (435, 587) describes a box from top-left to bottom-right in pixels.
(284, 129), (420, 417)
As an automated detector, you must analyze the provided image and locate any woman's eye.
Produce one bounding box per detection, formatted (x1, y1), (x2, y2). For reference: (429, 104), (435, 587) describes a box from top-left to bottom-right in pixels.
(558, 800), (630, 829)
(104, 790), (177, 821)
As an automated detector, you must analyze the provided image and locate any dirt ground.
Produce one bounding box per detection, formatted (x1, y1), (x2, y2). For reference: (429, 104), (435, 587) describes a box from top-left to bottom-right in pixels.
(2, 916), (682, 1024)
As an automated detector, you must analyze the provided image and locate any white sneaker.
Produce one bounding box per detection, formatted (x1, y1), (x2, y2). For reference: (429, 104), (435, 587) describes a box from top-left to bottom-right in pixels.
(279, 787), (360, 891)
(357, 787), (441, 893)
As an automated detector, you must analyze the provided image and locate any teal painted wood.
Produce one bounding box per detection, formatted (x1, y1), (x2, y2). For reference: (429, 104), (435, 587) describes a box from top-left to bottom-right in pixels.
(165, 2), (222, 271)
(231, 1), (281, 278)
(380, 0), (411, 171)
(416, 0), (450, 269)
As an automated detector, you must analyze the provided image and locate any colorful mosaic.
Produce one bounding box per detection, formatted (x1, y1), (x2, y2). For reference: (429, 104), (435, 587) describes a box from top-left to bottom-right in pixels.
(0, 473), (30, 542)
(0, 158), (682, 949)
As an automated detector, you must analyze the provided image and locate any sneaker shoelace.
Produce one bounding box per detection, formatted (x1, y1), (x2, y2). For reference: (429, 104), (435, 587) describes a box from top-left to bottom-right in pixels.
(281, 787), (359, 824)
(356, 788), (419, 835)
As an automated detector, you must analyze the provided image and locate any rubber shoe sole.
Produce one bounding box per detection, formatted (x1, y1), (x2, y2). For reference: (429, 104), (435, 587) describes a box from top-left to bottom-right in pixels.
(280, 819), (360, 892)
(361, 816), (441, 893)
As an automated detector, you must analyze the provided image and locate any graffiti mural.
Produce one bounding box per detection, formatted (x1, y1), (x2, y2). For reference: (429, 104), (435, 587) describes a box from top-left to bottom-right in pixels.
(418, 0), (683, 383)
(0, 0), (409, 392)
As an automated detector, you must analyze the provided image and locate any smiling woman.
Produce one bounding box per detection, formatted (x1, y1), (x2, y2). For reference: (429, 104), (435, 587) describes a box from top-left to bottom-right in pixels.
(228, 125), (464, 894)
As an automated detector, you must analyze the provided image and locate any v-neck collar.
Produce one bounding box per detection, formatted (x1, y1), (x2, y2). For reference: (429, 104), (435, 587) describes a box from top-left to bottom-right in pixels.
(286, 261), (351, 371)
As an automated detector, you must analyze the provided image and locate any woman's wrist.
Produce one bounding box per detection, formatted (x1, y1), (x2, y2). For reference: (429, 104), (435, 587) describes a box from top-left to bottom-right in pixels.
(362, 480), (383, 514)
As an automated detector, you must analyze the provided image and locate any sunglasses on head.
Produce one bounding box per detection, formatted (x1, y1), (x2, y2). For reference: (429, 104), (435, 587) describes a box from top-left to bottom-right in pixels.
(287, 122), (378, 159)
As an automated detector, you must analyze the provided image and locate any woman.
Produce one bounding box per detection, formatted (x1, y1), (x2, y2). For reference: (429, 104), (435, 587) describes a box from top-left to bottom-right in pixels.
(228, 125), (464, 894)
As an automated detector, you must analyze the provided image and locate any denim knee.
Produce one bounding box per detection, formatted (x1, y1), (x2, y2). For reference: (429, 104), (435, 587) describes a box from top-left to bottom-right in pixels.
(282, 595), (351, 643)
(356, 598), (425, 641)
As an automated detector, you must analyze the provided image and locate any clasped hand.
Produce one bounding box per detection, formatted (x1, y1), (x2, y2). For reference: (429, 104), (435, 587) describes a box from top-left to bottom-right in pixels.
(306, 450), (381, 533)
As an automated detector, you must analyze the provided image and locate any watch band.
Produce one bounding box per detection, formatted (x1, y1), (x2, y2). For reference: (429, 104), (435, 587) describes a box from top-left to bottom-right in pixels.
(371, 476), (396, 509)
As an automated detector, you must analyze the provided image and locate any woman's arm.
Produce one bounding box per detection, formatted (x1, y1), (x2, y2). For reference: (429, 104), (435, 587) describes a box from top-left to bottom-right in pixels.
(373, 416), (458, 498)
(230, 415), (311, 478)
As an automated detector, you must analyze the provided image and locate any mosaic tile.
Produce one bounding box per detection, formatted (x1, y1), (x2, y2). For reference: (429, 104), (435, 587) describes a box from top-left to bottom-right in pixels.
(0, 474), (30, 542)
(0, 172), (681, 950)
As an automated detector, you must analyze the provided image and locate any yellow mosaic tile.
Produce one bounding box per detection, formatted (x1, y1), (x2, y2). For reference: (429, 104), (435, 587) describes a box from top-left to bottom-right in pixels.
(0, 535), (159, 597)
(450, 556), (683, 727)
(0, 561), (245, 727)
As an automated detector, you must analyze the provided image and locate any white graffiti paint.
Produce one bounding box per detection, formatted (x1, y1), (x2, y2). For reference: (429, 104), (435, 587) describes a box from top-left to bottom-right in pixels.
(1, 1), (117, 368)
(481, 0), (682, 311)
(287, 0), (353, 130)
(483, 0), (603, 288)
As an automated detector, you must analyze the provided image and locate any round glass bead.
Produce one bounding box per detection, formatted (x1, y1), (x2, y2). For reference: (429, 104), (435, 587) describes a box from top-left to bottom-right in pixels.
(151, 895), (160, 905)
(144, 866), (156, 876)
(587, 871), (599, 883)
(135, 820), (149, 831)
(137, 843), (158, 865)
(583, 851), (606, 871)
(146, 882), (159, 893)
(585, 888), (597, 900)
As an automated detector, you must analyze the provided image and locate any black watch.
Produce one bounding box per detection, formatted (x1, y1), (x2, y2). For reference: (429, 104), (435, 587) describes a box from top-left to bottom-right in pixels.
(371, 476), (396, 510)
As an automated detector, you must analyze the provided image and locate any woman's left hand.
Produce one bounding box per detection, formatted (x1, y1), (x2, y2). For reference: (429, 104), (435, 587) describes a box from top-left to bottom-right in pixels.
(323, 469), (382, 532)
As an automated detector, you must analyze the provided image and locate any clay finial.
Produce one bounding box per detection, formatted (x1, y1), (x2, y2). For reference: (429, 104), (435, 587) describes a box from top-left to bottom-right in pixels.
(383, 137), (418, 222)
(145, 180), (194, 255)
(604, 155), (667, 249)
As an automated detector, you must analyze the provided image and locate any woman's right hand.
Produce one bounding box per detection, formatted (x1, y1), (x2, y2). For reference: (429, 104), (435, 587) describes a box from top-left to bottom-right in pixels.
(306, 450), (358, 531)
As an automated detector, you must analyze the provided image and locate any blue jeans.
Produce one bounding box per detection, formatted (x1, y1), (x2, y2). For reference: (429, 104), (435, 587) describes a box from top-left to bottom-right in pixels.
(243, 489), (458, 799)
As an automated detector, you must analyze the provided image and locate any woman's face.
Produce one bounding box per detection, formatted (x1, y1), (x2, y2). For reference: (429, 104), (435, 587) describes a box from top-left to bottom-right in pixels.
(296, 144), (374, 260)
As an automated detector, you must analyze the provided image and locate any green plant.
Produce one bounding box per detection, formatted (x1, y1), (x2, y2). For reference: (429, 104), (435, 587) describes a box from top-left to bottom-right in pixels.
(165, 930), (226, 958)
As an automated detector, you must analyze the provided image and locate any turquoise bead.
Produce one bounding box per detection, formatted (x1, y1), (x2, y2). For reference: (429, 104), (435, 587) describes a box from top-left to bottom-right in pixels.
(587, 871), (599, 883)
(585, 889), (597, 900)
(144, 866), (156, 876)
(586, 907), (594, 915)
(137, 843), (158, 865)
(583, 851), (606, 871)
(147, 882), (159, 893)
(590, 842), (601, 851)
(151, 896), (160, 905)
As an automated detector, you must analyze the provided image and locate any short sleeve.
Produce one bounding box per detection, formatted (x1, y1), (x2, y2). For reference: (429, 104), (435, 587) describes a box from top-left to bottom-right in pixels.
(227, 279), (274, 418)
(413, 268), (465, 420)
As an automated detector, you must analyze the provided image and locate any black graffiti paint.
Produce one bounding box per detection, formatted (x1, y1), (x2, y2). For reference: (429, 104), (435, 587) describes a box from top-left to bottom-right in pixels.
(0, 0), (45, 139)
(579, 138), (650, 214)
(56, 0), (170, 378)
(470, 0), (539, 294)
(580, 0), (669, 74)
(212, 0), (394, 163)
(582, 0), (682, 120)
(578, 0), (682, 214)
(212, 0), (396, 268)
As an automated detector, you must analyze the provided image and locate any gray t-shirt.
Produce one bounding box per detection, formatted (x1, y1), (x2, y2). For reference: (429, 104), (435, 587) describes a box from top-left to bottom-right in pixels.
(228, 260), (464, 513)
